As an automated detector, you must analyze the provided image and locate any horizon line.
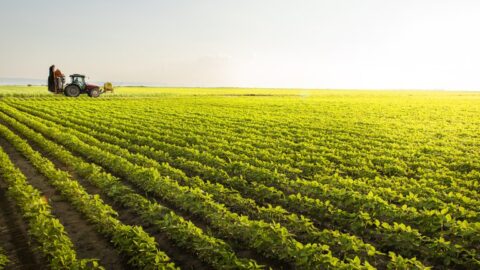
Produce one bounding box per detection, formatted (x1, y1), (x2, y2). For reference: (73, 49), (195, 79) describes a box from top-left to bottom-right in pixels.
(0, 84), (479, 93)
(1, 77), (479, 92)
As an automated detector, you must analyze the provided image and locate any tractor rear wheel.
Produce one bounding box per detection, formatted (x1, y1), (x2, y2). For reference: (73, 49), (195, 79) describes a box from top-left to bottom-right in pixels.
(88, 88), (101, 98)
(64, 85), (80, 97)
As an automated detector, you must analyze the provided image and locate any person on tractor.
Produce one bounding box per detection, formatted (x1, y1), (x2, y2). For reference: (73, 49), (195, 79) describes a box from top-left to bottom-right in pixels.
(53, 66), (65, 93)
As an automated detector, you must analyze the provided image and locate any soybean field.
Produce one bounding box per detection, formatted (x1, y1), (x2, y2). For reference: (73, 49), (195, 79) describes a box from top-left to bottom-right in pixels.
(0, 87), (479, 269)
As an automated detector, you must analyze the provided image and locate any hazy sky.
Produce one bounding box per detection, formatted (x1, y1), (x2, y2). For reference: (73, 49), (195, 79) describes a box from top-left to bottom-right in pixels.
(1, 0), (479, 89)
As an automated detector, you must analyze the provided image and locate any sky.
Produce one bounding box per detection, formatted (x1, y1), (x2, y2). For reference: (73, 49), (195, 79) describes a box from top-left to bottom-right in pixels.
(0, 0), (479, 90)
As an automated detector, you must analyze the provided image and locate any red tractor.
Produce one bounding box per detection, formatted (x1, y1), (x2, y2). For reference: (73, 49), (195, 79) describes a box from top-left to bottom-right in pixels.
(48, 67), (113, 97)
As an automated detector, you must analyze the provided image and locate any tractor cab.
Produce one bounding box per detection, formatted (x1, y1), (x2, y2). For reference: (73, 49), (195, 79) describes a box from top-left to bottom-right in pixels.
(70, 74), (86, 90)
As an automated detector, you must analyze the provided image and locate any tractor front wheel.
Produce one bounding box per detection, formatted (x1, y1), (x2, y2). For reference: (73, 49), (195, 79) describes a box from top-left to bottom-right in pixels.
(88, 88), (101, 98)
(64, 85), (80, 97)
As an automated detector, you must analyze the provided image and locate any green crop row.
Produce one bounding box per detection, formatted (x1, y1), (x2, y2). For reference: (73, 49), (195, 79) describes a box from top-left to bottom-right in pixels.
(12, 99), (480, 215)
(0, 103), (373, 269)
(0, 115), (177, 270)
(0, 102), (262, 269)
(0, 138), (100, 269)
(12, 98), (389, 264)
(20, 99), (479, 217)
(0, 248), (7, 270)
(17, 101), (476, 268)
(46, 98), (478, 199)
(2, 93), (479, 269)
(3, 100), (435, 269)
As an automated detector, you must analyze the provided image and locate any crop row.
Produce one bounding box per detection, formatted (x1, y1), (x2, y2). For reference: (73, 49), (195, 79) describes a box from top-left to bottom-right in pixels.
(5, 98), (479, 268)
(56, 98), (479, 194)
(0, 103), (372, 269)
(0, 247), (7, 269)
(34, 115), (477, 268)
(12, 99), (480, 216)
(84, 108), (477, 218)
(1, 102), (454, 268)
(0, 103), (262, 269)
(0, 117), (177, 269)
(18, 99), (479, 214)
(10, 100), (480, 236)
(7, 101), (389, 263)
(108, 110), (479, 203)
(0, 135), (100, 269)
(14, 99), (478, 264)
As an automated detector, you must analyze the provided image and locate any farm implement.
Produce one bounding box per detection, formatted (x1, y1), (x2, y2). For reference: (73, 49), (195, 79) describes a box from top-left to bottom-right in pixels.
(48, 66), (113, 97)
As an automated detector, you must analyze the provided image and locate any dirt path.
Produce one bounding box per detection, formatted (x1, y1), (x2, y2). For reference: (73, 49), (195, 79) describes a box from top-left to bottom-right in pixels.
(0, 137), (128, 270)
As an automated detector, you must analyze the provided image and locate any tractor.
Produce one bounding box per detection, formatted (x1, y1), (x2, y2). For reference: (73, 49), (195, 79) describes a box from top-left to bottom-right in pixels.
(48, 66), (113, 97)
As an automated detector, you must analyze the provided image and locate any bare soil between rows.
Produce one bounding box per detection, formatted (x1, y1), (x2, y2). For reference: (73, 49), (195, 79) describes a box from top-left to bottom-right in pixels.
(0, 121), (212, 270)
(0, 136), (128, 270)
(0, 183), (47, 270)
(0, 111), (290, 269)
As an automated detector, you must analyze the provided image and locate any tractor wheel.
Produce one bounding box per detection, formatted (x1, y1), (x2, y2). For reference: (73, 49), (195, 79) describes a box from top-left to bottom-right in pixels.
(64, 85), (81, 97)
(88, 88), (101, 98)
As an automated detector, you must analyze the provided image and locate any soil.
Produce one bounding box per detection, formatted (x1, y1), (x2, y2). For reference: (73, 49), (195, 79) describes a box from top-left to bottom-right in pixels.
(0, 184), (47, 270)
(9, 133), (211, 270)
(0, 137), (128, 270)
(37, 134), (287, 269)
(0, 117), (288, 269)
(69, 148), (289, 270)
